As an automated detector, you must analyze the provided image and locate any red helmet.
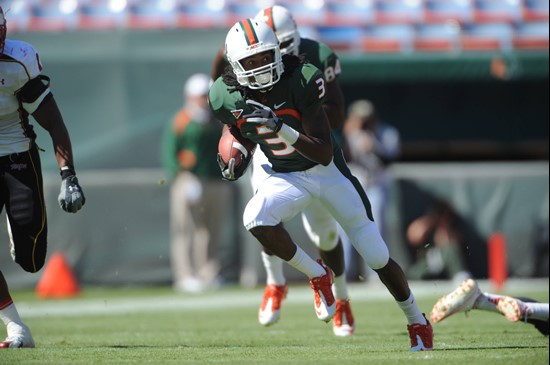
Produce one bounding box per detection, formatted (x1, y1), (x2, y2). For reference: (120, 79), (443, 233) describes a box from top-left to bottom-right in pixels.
(0, 6), (6, 53)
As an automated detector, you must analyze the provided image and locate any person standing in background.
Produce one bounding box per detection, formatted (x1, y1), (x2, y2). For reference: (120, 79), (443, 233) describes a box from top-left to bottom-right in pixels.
(342, 99), (401, 281)
(405, 199), (472, 284)
(1, 6), (86, 348)
(162, 73), (230, 293)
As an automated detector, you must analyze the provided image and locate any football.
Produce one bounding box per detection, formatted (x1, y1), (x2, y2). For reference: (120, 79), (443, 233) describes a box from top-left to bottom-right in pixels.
(218, 126), (256, 166)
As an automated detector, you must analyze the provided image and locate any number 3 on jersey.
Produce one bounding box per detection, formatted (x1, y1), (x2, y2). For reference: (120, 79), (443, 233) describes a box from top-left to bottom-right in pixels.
(316, 78), (326, 99)
(257, 126), (296, 156)
(256, 77), (325, 157)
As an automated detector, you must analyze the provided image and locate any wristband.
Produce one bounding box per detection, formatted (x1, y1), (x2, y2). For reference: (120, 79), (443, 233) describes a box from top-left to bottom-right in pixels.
(60, 166), (75, 180)
(278, 124), (300, 145)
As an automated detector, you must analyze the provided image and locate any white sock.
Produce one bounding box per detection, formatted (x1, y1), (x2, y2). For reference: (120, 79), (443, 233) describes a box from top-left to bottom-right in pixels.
(525, 302), (549, 321)
(0, 302), (23, 326)
(397, 292), (426, 325)
(261, 251), (286, 286)
(474, 293), (550, 321)
(332, 274), (349, 300)
(286, 245), (325, 278)
(473, 292), (502, 312)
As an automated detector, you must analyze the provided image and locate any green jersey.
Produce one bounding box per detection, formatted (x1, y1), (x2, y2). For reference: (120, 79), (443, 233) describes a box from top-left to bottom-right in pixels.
(162, 109), (222, 179)
(299, 38), (341, 83)
(209, 63), (327, 173)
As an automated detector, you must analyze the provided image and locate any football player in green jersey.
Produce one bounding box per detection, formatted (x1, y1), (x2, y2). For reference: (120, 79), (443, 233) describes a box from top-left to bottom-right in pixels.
(211, 5), (353, 337)
(209, 18), (433, 351)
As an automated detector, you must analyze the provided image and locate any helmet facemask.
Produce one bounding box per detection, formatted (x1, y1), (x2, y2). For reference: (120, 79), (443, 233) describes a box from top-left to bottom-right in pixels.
(225, 19), (284, 90)
(277, 31), (300, 56)
(0, 7), (6, 53)
(230, 49), (283, 90)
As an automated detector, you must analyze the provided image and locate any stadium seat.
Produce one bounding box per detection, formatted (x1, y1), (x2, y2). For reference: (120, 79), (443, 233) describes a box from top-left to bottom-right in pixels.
(460, 22), (514, 51)
(0, 0), (33, 33)
(278, 0), (327, 26)
(317, 25), (364, 51)
(424, 0), (474, 24)
(127, 0), (176, 30)
(176, 0), (228, 29)
(227, 2), (262, 25)
(414, 23), (460, 52)
(375, 0), (424, 25)
(28, 0), (79, 32)
(78, 0), (126, 30)
(513, 21), (549, 49)
(362, 23), (415, 53)
(473, 0), (522, 24)
(325, 0), (375, 27)
(523, 0), (549, 22)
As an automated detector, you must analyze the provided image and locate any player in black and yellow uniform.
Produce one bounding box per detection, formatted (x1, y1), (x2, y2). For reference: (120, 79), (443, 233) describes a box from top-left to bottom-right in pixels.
(0, 6), (85, 349)
(209, 18), (434, 351)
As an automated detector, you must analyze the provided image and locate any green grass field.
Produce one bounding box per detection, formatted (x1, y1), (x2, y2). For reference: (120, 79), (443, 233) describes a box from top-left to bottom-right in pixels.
(0, 281), (548, 364)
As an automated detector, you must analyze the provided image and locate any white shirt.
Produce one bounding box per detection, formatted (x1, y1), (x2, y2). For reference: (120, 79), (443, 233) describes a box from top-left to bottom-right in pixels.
(0, 39), (43, 156)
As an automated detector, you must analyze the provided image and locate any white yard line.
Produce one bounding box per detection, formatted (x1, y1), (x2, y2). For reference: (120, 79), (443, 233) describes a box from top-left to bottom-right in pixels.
(17, 279), (548, 318)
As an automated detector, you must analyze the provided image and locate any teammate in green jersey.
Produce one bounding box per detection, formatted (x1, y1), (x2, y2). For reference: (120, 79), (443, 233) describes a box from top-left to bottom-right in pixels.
(209, 18), (433, 351)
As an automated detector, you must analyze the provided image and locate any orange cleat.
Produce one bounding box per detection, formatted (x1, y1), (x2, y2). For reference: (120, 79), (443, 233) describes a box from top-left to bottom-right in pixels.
(309, 260), (335, 322)
(408, 314), (433, 351)
(258, 283), (288, 326)
(333, 298), (355, 336)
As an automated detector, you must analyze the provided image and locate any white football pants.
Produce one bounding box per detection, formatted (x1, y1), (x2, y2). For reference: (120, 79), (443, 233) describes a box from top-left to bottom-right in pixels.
(245, 150), (390, 270)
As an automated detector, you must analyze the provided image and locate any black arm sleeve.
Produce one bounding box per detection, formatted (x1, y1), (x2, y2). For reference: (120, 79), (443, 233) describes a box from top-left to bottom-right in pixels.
(15, 75), (51, 104)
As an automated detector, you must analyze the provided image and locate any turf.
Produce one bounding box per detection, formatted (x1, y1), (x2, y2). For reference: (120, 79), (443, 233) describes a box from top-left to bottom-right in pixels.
(0, 283), (548, 365)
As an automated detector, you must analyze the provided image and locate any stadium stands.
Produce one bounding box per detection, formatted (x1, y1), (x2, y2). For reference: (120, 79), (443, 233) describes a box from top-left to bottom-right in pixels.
(0, 0), (547, 53)
(78, 0), (127, 30)
(424, 0), (474, 24)
(127, 0), (177, 30)
(513, 21), (549, 49)
(461, 22), (514, 51)
(362, 23), (415, 53)
(413, 22), (460, 52)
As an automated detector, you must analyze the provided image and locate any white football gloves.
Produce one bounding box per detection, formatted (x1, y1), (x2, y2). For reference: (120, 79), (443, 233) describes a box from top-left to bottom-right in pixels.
(243, 100), (282, 133)
(217, 153), (237, 181)
(58, 167), (86, 213)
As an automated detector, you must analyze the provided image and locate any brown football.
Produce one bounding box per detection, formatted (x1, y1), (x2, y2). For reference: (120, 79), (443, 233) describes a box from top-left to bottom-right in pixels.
(218, 126), (256, 166)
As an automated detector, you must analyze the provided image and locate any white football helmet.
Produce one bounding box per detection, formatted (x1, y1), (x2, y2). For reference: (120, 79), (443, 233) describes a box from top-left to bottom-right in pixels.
(255, 5), (301, 56)
(225, 18), (284, 90)
(0, 6), (6, 53)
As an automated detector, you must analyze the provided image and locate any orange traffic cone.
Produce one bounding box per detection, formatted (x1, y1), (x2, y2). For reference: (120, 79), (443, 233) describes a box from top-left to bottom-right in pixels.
(488, 232), (508, 292)
(35, 252), (80, 298)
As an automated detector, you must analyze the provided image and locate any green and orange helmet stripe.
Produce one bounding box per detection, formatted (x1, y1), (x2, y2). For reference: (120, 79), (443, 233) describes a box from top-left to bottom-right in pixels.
(239, 18), (260, 46)
(263, 7), (276, 32)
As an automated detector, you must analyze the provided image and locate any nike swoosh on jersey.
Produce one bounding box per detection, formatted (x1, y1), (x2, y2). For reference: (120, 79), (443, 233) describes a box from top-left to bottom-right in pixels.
(273, 102), (286, 109)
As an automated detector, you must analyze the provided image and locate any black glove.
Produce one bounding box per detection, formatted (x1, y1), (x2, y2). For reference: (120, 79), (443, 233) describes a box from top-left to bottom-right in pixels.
(58, 167), (86, 213)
